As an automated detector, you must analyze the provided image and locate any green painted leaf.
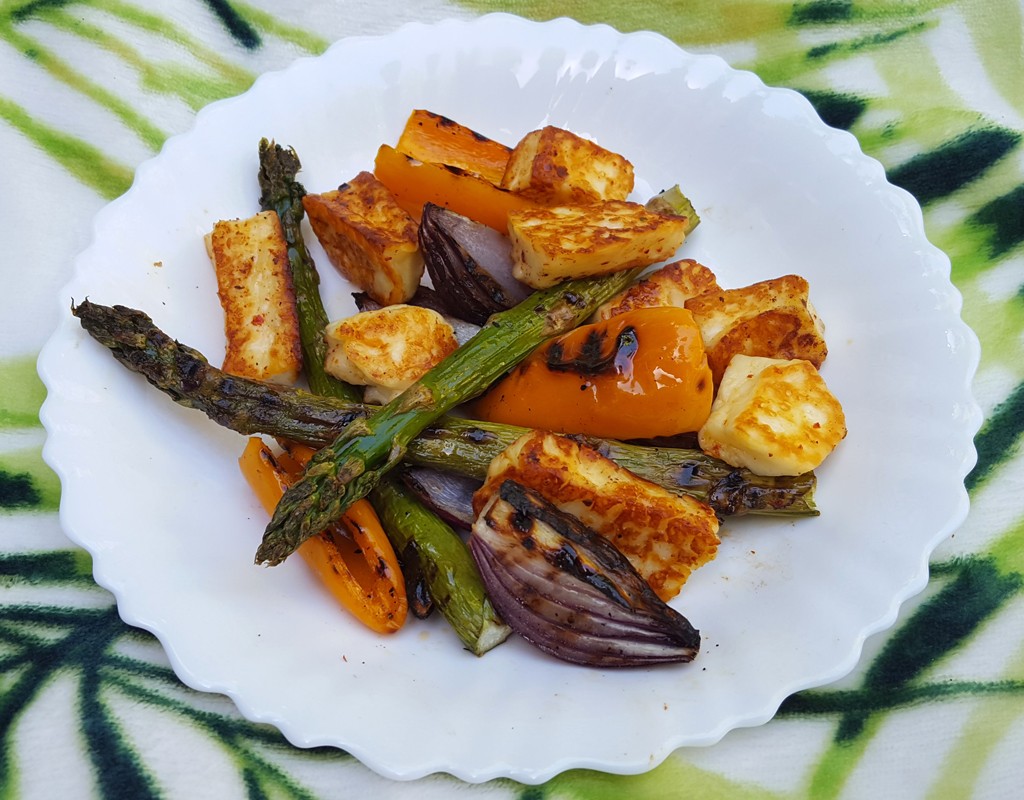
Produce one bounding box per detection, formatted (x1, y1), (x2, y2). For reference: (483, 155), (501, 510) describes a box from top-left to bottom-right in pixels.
(967, 380), (1024, 492)
(971, 183), (1024, 258)
(887, 128), (1021, 205)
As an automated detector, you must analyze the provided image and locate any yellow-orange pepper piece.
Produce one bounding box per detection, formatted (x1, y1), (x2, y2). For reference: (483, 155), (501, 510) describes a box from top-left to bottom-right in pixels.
(239, 438), (408, 634)
(374, 144), (536, 231)
(395, 109), (512, 186)
(473, 306), (714, 440)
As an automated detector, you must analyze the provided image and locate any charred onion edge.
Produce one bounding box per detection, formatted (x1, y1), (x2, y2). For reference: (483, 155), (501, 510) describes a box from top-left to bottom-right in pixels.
(469, 480), (701, 668)
(419, 202), (528, 325)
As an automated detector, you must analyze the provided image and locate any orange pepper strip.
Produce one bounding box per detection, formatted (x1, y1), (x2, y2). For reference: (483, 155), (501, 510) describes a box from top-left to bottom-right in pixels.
(239, 438), (408, 634)
(395, 109), (512, 186)
(374, 144), (537, 232)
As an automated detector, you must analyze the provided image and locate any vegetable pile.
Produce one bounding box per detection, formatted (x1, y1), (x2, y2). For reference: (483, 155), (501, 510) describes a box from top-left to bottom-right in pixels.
(73, 109), (848, 668)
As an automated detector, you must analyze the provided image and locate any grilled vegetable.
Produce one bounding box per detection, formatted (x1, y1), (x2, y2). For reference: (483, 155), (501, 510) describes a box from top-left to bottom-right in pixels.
(240, 438), (408, 633)
(474, 306), (714, 439)
(501, 125), (634, 203)
(371, 478), (510, 655)
(374, 144), (536, 231)
(645, 184), (701, 224)
(254, 263), (651, 567)
(302, 171), (424, 306)
(470, 480), (701, 667)
(257, 139), (361, 402)
(71, 299), (820, 518)
(472, 431), (720, 601)
(400, 467), (478, 529)
(698, 354), (847, 476)
(396, 109), (512, 185)
(507, 201), (690, 289)
(418, 203), (530, 325)
(205, 210), (303, 384)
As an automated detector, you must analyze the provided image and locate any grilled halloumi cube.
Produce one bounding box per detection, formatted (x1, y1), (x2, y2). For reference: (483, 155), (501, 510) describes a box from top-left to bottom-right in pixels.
(594, 259), (722, 321)
(205, 210), (302, 384)
(698, 355), (847, 476)
(303, 171), (423, 306)
(507, 201), (689, 289)
(684, 274), (827, 385)
(323, 304), (458, 403)
(501, 126), (634, 203)
(473, 431), (720, 601)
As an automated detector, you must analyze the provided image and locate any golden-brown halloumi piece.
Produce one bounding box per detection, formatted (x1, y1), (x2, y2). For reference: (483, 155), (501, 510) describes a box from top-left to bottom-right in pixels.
(205, 210), (302, 384)
(684, 274), (827, 385)
(303, 171), (423, 306)
(500, 126), (634, 204)
(507, 201), (689, 289)
(594, 259), (721, 320)
(698, 354), (847, 476)
(323, 304), (458, 402)
(472, 431), (720, 601)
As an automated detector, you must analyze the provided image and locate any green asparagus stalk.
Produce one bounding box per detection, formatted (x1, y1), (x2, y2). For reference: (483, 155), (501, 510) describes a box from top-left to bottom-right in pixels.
(71, 299), (818, 518)
(646, 184), (701, 227)
(256, 141), (510, 652)
(257, 139), (360, 402)
(255, 264), (649, 565)
(370, 480), (510, 655)
(411, 418), (818, 519)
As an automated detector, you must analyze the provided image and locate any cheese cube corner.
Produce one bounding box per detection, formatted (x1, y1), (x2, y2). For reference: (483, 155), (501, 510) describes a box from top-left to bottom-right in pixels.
(501, 126), (634, 204)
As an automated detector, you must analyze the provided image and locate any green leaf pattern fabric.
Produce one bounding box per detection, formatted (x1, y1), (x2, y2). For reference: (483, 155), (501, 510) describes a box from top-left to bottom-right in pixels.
(2, 1), (1021, 796)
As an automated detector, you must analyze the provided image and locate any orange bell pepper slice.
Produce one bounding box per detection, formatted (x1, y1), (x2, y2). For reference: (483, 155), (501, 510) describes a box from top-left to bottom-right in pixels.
(239, 438), (408, 634)
(473, 306), (714, 440)
(374, 144), (537, 232)
(395, 109), (512, 186)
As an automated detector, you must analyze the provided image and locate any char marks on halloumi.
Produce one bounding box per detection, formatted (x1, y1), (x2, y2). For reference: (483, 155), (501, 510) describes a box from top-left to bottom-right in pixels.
(303, 171), (423, 306)
(323, 304), (458, 403)
(501, 126), (634, 204)
(685, 274), (827, 385)
(698, 354), (846, 476)
(473, 431), (720, 602)
(594, 259), (722, 320)
(507, 201), (689, 289)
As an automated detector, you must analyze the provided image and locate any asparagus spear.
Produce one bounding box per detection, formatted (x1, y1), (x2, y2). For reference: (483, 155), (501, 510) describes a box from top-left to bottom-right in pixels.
(411, 418), (818, 519)
(370, 480), (509, 655)
(256, 141), (510, 652)
(646, 184), (701, 226)
(71, 299), (817, 518)
(257, 139), (359, 402)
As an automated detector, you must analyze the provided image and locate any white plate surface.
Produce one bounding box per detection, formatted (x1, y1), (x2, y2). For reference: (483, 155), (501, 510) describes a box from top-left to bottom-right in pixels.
(37, 13), (981, 784)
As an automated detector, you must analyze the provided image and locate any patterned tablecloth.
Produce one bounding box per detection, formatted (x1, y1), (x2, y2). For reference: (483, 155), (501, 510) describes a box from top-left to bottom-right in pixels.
(3, 1), (1022, 797)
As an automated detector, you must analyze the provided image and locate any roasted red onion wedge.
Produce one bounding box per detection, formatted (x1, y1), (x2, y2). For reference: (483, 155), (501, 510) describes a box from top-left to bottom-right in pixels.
(400, 466), (480, 529)
(418, 202), (531, 325)
(469, 480), (700, 667)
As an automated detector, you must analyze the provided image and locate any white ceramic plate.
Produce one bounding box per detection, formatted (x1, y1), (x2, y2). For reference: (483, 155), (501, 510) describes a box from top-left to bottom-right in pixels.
(38, 13), (981, 785)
